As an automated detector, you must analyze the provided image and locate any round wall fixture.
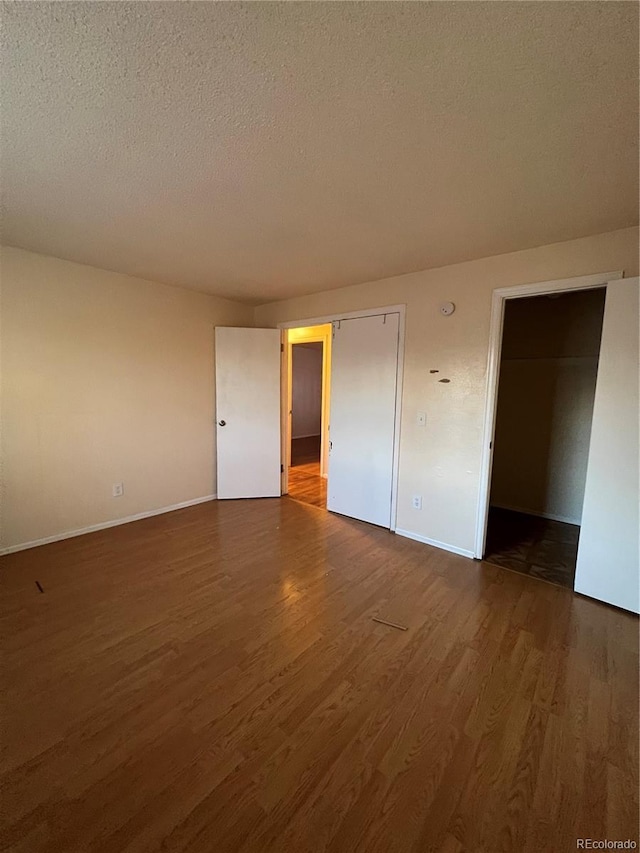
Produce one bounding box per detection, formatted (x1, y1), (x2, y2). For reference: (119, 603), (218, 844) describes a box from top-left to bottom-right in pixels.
(439, 301), (455, 316)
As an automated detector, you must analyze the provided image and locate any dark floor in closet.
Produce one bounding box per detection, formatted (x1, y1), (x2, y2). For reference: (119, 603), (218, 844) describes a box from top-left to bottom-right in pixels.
(484, 507), (579, 589)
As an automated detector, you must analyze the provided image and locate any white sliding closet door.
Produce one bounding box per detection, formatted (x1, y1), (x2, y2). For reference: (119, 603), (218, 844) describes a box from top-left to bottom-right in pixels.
(328, 313), (400, 528)
(574, 277), (639, 613)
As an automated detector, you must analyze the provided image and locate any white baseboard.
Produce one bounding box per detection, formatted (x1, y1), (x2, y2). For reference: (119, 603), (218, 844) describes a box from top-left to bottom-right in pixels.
(395, 528), (475, 559)
(0, 494), (217, 556)
(490, 502), (580, 526)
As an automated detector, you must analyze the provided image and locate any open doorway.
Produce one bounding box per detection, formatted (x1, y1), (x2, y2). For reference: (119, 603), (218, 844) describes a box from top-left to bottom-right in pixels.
(281, 307), (405, 530)
(286, 324), (332, 509)
(484, 287), (606, 588)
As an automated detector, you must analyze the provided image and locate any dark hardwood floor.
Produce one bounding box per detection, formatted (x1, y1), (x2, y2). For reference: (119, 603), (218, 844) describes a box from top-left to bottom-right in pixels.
(485, 507), (580, 589)
(289, 435), (327, 509)
(1, 498), (637, 852)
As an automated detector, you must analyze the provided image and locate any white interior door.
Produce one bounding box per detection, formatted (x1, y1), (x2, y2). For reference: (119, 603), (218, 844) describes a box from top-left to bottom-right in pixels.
(215, 327), (281, 499)
(574, 277), (639, 613)
(328, 313), (399, 527)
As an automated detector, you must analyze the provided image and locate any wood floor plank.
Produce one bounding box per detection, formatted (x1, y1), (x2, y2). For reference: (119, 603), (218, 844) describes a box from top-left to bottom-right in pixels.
(1, 497), (638, 852)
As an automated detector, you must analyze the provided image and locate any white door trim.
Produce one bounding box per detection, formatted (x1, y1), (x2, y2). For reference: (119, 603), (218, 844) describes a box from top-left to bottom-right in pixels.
(474, 270), (623, 559)
(279, 304), (406, 531)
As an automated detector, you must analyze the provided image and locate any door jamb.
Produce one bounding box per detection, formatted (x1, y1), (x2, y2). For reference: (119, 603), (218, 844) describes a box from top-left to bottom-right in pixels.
(279, 304), (406, 531)
(474, 270), (623, 559)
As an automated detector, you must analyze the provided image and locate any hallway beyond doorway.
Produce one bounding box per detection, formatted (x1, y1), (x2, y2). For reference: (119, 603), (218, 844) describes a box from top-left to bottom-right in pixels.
(288, 436), (326, 509)
(291, 435), (321, 467)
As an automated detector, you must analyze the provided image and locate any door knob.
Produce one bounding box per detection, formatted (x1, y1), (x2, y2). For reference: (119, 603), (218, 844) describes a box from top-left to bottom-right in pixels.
(218, 420), (226, 426)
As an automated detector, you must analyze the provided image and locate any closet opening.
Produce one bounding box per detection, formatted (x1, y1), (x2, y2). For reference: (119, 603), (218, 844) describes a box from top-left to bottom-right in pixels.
(484, 287), (606, 588)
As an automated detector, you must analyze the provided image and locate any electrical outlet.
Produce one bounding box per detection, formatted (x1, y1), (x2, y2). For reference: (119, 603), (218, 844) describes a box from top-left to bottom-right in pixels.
(112, 482), (124, 497)
(412, 495), (422, 510)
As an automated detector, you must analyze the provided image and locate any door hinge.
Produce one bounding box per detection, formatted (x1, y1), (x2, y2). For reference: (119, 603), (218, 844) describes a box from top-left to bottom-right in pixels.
(281, 463), (284, 473)
(281, 343), (284, 352)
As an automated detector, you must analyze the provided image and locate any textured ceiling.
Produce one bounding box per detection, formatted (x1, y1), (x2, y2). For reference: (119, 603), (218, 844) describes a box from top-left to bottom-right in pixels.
(1, 2), (638, 304)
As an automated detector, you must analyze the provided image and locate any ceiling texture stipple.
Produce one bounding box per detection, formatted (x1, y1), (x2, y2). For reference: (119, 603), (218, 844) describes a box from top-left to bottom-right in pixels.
(1, 2), (638, 304)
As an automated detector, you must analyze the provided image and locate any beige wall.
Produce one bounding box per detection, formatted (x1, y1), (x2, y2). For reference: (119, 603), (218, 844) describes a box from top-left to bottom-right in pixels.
(2, 227), (638, 556)
(0, 247), (252, 550)
(255, 226), (639, 555)
(490, 289), (606, 524)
